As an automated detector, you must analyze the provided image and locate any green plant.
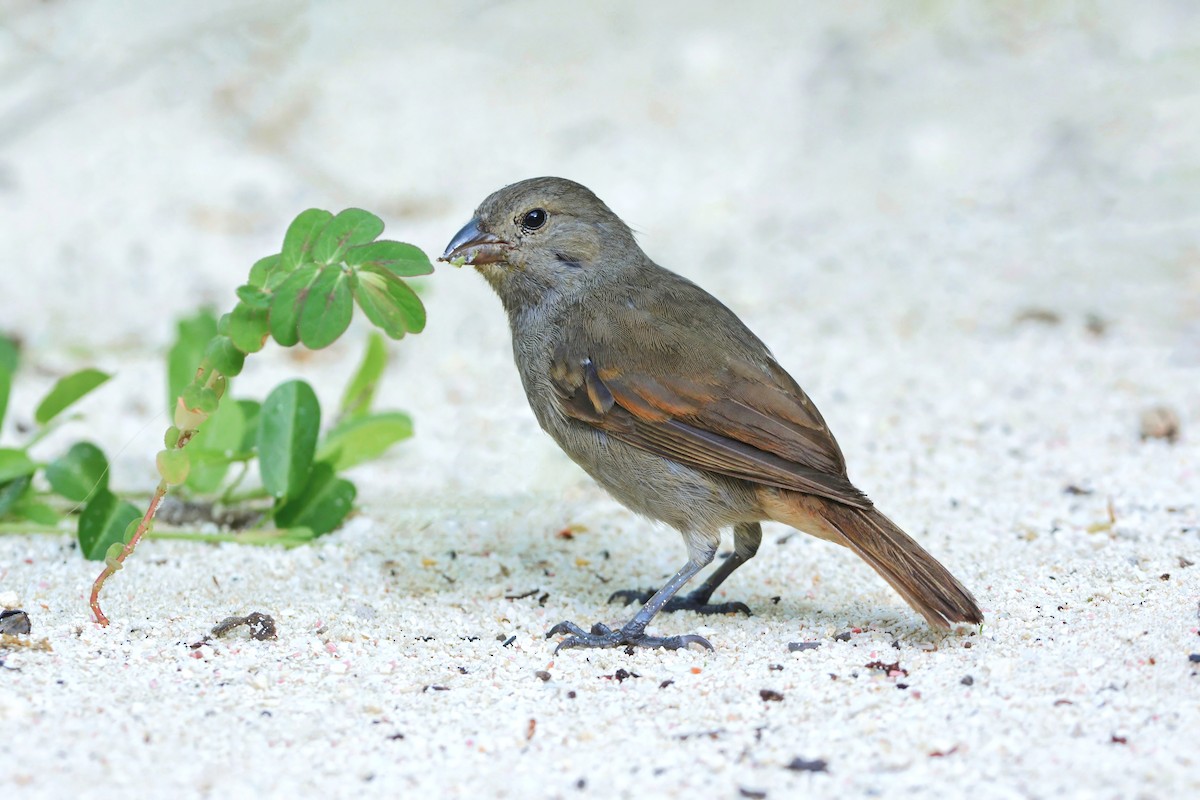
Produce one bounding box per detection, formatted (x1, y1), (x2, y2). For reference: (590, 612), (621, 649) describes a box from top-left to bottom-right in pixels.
(1, 211), (432, 625)
(0, 328), (407, 552)
(87, 208), (432, 624)
(160, 310), (412, 535)
(0, 338), (115, 529)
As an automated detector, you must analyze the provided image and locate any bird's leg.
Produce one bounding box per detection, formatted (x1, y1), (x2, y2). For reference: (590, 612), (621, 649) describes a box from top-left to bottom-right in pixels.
(608, 523), (760, 616)
(547, 551), (716, 652)
(674, 522), (761, 611)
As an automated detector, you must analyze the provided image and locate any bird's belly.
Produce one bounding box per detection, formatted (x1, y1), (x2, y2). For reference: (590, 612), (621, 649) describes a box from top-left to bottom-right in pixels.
(549, 420), (759, 534)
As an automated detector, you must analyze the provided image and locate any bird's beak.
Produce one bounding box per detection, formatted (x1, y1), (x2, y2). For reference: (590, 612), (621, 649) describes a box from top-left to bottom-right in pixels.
(439, 218), (510, 267)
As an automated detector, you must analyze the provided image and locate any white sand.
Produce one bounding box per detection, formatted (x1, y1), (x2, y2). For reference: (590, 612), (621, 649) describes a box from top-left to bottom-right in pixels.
(2, 3), (1198, 798)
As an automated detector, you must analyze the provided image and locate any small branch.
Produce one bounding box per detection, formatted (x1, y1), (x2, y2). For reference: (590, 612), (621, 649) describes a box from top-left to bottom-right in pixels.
(90, 480), (168, 626)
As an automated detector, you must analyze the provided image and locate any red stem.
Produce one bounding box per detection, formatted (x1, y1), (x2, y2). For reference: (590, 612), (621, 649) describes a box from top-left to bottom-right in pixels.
(89, 481), (168, 626)
(88, 369), (216, 625)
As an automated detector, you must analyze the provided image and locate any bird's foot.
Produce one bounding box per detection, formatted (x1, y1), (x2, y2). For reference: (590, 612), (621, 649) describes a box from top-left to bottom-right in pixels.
(545, 620), (713, 653)
(607, 588), (752, 616)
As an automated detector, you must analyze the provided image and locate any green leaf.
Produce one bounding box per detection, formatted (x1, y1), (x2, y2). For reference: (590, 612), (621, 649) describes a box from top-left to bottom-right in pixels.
(281, 209), (334, 271)
(247, 255), (282, 288)
(229, 302), (269, 354)
(184, 397), (246, 494)
(317, 411), (412, 472)
(312, 209), (384, 265)
(182, 384), (219, 415)
(298, 266), (353, 349)
(268, 265), (319, 347)
(273, 462), (356, 536)
(0, 372), (10, 435)
(11, 495), (60, 525)
(235, 284), (272, 309)
(34, 368), (111, 426)
(174, 395), (209, 431)
(103, 541), (125, 568)
(0, 334), (18, 432)
(263, 268), (294, 292)
(0, 475), (31, 518)
(44, 442), (108, 503)
(236, 399), (261, 453)
(204, 335), (245, 378)
(339, 332), (387, 420)
(349, 267), (426, 340)
(167, 309), (219, 413)
(344, 240), (434, 277)
(0, 335), (18, 375)
(257, 380), (320, 500)
(156, 449), (190, 486)
(78, 490), (141, 561)
(0, 448), (36, 483)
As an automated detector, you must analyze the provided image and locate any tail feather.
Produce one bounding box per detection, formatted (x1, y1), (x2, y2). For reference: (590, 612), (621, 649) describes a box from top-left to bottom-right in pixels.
(822, 504), (982, 628)
(758, 488), (982, 628)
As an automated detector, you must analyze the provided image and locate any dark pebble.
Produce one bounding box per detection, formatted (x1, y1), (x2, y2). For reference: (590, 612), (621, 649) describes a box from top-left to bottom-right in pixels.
(0, 609), (31, 636)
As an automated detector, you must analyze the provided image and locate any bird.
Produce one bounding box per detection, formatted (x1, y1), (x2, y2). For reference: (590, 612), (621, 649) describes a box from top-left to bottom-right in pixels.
(440, 177), (983, 652)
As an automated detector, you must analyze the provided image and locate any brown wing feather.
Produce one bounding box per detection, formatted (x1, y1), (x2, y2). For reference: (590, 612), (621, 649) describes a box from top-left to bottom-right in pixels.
(553, 351), (871, 510)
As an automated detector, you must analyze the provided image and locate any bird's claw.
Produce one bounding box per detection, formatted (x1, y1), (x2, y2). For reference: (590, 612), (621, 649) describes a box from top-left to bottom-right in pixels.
(678, 599), (752, 616)
(546, 620), (713, 653)
(545, 620), (611, 639)
(607, 588), (655, 606)
(607, 588), (753, 617)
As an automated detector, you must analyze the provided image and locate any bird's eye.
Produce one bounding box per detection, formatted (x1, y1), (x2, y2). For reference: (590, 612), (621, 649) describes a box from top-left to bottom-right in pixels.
(520, 208), (547, 231)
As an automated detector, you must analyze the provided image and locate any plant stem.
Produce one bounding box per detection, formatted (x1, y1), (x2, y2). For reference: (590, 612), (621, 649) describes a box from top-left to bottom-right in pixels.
(90, 480), (168, 626)
(221, 487), (271, 505)
(219, 460), (251, 505)
(0, 522), (298, 546)
(149, 529), (307, 547)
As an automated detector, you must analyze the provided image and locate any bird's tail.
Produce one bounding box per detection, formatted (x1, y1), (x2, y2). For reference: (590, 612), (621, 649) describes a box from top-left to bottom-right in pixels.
(762, 490), (983, 628)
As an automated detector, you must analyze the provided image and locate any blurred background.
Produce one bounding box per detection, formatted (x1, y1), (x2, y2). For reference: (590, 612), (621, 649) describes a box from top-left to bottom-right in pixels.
(1, 1), (1197, 496)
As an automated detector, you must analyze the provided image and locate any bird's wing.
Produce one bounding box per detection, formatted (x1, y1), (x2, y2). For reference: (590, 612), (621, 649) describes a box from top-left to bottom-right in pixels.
(548, 342), (872, 510)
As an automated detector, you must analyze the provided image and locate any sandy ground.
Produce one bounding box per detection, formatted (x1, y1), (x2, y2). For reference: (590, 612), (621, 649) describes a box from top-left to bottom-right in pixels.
(2, 2), (1199, 798)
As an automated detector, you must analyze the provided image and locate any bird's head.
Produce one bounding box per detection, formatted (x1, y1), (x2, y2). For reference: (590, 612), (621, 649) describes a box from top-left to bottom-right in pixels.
(440, 177), (639, 304)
